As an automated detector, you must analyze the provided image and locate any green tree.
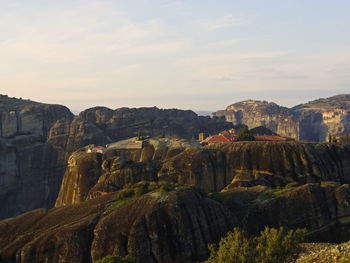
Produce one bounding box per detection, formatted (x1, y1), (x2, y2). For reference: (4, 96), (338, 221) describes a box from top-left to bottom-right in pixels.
(94, 255), (134, 263)
(206, 227), (306, 263)
(237, 127), (255, 141)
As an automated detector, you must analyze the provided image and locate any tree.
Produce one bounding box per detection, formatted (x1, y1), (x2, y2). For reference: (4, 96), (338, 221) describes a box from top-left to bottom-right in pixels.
(94, 255), (134, 263)
(206, 227), (306, 263)
(237, 127), (255, 141)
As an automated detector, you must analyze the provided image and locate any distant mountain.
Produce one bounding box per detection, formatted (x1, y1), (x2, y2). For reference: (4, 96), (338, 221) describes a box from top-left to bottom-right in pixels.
(213, 94), (350, 141)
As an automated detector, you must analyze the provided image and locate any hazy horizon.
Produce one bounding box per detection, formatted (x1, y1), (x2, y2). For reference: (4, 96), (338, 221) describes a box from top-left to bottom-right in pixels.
(2, 92), (349, 116)
(1, 0), (349, 112)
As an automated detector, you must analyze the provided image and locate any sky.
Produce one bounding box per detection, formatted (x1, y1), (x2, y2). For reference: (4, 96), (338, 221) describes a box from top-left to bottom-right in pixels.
(0, 0), (349, 113)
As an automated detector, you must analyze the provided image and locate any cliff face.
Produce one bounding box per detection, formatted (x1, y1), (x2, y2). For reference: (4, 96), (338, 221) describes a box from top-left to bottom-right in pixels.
(244, 183), (350, 243)
(213, 94), (350, 141)
(0, 135), (66, 219)
(0, 96), (73, 139)
(1, 99), (233, 219)
(55, 141), (350, 207)
(49, 106), (235, 155)
(0, 96), (74, 219)
(0, 188), (238, 263)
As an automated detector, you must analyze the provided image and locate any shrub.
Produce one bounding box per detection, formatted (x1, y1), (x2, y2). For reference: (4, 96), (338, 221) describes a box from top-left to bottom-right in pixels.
(94, 255), (134, 263)
(206, 227), (306, 263)
(133, 181), (150, 197)
(285, 181), (299, 188)
(159, 184), (171, 193)
(237, 127), (255, 141)
(338, 255), (350, 263)
(115, 189), (134, 200)
(106, 182), (179, 211)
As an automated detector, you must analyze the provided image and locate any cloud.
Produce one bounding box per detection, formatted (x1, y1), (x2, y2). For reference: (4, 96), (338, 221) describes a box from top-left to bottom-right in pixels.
(207, 39), (240, 48)
(199, 14), (253, 31)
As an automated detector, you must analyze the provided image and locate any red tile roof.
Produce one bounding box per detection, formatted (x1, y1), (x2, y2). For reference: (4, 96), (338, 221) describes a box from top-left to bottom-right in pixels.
(206, 134), (237, 144)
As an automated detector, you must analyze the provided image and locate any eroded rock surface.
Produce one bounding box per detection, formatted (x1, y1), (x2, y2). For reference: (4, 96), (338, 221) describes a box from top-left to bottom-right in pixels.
(0, 188), (238, 263)
(56, 141), (350, 207)
(244, 183), (350, 243)
(213, 94), (350, 141)
(0, 96), (73, 219)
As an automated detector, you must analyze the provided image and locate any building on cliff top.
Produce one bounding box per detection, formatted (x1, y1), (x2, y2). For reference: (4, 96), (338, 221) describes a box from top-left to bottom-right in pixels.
(201, 128), (294, 145)
(87, 145), (106, 154)
(106, 137), (145, 150)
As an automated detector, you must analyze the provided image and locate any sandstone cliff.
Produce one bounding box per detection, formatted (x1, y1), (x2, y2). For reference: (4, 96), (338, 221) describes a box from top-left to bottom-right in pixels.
(55, 141), (350, 207)
(213, 94), (350, 141)
(49, 106), (235, 155)
(0, 188), (238, 263)
(0, 98), (233, 219)
(0, 96), (74, 219)
(244, 183), (350, 243)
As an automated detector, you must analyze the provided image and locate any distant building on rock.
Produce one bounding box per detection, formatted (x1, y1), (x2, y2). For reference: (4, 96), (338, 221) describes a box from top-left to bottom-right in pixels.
(201, 127), (294, 145)
(86, 145), (106, 154)
(106, 137), (145, 150)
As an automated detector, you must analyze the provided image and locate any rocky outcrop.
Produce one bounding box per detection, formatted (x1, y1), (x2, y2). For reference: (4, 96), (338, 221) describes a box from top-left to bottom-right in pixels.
(0, 96), (73, 139)
(244, 183), (350, 243)
(0, 96), (74, 219)
(213, 94), (350, 141)
(0, 188), (238, 263)
(49, 106), (234, 155)
(55, 141), (350, 207)
(1, 98), (233, 219)
(55, 138), (196, 206)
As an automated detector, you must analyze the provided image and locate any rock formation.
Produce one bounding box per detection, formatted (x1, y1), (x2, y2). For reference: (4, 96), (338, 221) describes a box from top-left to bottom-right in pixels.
(213, 94), (350, 141)
(55, 141), (350, 207)
(244, 183), (350, 243)
(49, 106), (235, 155)
(0, 96), (73, 219)
(0, 188), (238, 263)
(0, 97), (233, 219)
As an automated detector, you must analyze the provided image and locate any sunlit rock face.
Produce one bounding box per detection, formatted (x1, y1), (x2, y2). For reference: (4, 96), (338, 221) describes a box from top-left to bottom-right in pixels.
(55, 141), (350, 208)
(244, 183), (350, 243)
(0, 96), (235, 219)
(0, 188), (239, 263)
(213, 94), (350, 141)
(48, 106), (235, 155)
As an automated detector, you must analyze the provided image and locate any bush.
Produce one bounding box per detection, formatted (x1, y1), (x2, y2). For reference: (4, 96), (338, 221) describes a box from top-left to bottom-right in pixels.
(206, 227), (306, 263)
(106, 182), (179, 211)
(338, 255), (350, 263)
(237, 127), (255, 141)
(94, 255), (134, 263)
(133, 181), (150, 197)
(285, 181), (299, 188)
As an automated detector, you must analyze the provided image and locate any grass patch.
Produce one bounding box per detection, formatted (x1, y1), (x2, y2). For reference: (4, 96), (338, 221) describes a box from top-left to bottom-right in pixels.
(94, 255), (134, 263)
(106, 198), (133, 211)
(105, 181), (182, 211)
(257, 183), (300, 202)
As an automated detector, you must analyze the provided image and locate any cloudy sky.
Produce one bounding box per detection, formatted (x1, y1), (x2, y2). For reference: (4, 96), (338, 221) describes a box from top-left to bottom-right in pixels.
(1, 0), (349, 112)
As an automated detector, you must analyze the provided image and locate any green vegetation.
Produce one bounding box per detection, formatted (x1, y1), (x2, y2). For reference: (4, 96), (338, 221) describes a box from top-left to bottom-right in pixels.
(94, 255), (134, 263)
(338, 255), (350, 263)
(257, 183), (299, 201)
(209, 192), (250, 216)
(209, 182), (301, 218)
(320, 181), (338, 187)
(237, 127), (255, 141)
(105, 181), (180, 211)
(206, 227), (306, 263)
